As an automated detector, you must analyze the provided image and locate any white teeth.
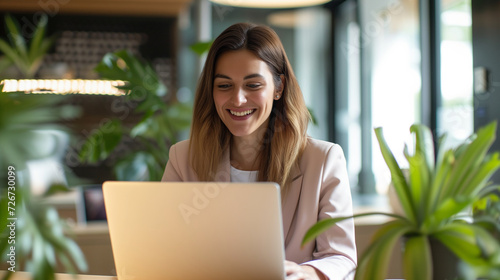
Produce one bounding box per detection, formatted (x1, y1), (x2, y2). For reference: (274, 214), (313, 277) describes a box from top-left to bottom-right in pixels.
(230, 109), (254, 117)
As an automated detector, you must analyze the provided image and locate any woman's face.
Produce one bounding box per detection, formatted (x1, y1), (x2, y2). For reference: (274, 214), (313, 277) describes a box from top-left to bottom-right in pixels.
(213, 49), (281, 139)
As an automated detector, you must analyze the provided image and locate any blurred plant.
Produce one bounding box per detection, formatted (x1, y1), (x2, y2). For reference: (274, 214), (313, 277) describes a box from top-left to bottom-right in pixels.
(303, 121), (500, 280)
(77, 50), (191, 181)
(0, 14), (56, 78)
(474, 185), (500, 235)
(0, 92), (87, 280)
(468, 185), (500, 279)
(189, 41), (212, 56)
(0, 93), (77, 171)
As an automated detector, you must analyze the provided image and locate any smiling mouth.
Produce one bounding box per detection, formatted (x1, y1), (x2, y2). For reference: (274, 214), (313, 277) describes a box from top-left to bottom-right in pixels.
(229, 109), (255, 117)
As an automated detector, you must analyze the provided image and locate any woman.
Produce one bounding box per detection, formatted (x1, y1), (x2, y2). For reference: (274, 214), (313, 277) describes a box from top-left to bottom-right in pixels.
(162, 22), (357, 280)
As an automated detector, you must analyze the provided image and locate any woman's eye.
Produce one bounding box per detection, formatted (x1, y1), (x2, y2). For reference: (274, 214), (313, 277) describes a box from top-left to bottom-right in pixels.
(247, 83), (261, 89)
(217, 84), (231, 89)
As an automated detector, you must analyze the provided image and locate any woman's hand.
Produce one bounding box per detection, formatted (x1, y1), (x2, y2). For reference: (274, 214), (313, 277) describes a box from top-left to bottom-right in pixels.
(284, 260), (327, 280)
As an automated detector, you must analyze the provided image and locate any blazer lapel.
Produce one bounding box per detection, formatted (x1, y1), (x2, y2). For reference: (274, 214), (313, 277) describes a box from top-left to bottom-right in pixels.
(282, 166), (303, 246)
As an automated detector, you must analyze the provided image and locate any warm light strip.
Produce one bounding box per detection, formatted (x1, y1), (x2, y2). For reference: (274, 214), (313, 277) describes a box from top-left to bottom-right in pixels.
(210, 0), (331, 8)
(0, 79), (126, 95)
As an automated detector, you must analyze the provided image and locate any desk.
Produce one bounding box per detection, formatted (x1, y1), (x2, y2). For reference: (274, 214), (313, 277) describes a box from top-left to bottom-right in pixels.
(0, 271), (116, 280)
(44, 192), (403, 278)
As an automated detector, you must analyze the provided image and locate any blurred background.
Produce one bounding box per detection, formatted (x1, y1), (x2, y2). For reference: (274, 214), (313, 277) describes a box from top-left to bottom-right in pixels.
(1, 0), (499, 277)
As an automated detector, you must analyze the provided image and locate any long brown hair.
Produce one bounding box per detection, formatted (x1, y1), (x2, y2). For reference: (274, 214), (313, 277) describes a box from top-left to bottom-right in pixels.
(189, 22), (310, 191)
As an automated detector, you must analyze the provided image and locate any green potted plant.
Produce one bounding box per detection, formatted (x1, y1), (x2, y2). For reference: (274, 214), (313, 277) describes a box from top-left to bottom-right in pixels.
(1, 13), (87, 280)
(0, 14), (56, 79)
(77, 50), (192, 181)
(0, 91), (87, 280)
(302, 121), (500, 280)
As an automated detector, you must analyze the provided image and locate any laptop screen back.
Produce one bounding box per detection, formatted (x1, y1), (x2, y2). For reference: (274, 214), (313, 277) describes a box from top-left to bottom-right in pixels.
(103, 181), (285, 280)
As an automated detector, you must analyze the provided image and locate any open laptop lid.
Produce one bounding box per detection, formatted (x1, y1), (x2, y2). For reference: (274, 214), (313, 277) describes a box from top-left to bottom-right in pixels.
(102, 181), (285, 280)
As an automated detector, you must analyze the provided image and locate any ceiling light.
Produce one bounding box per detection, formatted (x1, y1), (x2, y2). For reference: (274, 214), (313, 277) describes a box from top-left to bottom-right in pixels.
(210, 0), (331, 9)
(1, 79), (126, 95)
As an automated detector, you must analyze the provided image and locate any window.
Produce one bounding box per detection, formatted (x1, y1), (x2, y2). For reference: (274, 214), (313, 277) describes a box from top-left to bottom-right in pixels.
(334, 0), (474, 196)
(367, 0), (422, 194)
(439, 0), (473, 149)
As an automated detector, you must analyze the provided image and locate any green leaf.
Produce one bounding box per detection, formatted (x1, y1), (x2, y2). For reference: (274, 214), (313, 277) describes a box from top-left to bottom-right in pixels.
(0, 39), (20, 64)
(409, 124), (435, 171)
(78, 119), (123, 163)
(371, 219), (414, 240)
(117, 50), (144, 79)
(423, 197), (473, 232)
(476, 184), (500, 199)
(0, 94), (77, 169)
(355, 222), (413, 280)
(95, 50), (168, 102)
(475, 234), (500, 265)
(31, 234), (48, 279)
(56, 252), (77, 275)
(404, 149), (429, 223)
(0, 55), (13, 73)
(43, 241), (56, 267)
(404, 125), (434, 223)
(307, 107), (318, 126)
(4, 14), (28, 61)
(35, 207), (88, 273)
(403, 235), (432, 280)
(460, 152), (500, 197)
(94, 53), (127, 80)
(43, 184), (70, 197)
(134, 93), (166, 113)
(433, 223), (488, 266)
(28, 14), (48, 61)
(375, 127), (417, 223)
(28, 15), (56, 69)
(190, 41), (213, 56)
(61, 239), (88, 272)
(427, 149), (455, 217)
(447, 121), (497, 198)
(302, 212), (409, 247)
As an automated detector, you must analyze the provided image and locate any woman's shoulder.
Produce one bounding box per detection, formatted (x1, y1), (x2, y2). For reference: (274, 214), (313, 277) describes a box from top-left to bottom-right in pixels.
(169, 139), (191, 156)
(304, 137), (342, 154)
(301, 137), (346, 164)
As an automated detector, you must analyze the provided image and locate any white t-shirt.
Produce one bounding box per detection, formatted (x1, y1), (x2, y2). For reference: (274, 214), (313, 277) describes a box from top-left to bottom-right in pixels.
(230, 166), (258, 182)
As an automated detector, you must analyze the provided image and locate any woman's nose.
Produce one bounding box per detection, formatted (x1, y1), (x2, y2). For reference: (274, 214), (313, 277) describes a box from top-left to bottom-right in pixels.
(231, 87), (247, 106)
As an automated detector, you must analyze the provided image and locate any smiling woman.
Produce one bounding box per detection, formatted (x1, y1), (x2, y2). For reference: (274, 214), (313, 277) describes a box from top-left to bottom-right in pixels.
(162, 22), (357, 280)
(187, 23), (308, 191)
(213, 50), (281, 154)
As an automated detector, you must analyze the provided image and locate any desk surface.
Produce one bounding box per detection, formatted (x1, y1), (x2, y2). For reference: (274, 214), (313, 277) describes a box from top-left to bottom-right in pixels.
(0, 271), (116, 280)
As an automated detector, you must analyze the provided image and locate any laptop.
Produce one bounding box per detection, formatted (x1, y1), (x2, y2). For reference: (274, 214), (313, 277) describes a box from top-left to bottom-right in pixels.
(102, 181), (286, 280)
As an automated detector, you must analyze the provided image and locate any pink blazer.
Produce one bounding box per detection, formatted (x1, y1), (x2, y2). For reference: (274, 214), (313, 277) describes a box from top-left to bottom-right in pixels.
(162, 138), (357, 280)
